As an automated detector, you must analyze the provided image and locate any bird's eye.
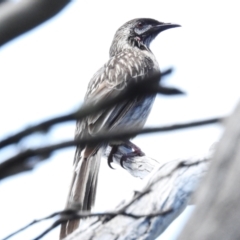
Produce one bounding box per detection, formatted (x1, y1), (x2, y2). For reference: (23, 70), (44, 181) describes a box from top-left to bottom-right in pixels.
(137, 22), (143, 29)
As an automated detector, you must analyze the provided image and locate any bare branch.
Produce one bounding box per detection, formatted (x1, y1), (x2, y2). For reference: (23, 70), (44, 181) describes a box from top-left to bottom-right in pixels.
(0, 0), (71, 47)
(64, 157), (208, 240)
(3, 156), (208, 240)
(0, 117), (221, 180)
(0, 69), (177, 150)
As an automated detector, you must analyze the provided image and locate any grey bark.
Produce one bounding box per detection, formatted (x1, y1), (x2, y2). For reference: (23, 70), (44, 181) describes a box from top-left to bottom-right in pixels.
(64, 154), (208, 240)
(178, 101), (240, 240)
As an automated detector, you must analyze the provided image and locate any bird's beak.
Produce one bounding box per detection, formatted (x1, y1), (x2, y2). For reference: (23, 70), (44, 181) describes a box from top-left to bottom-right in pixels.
(148, 23), (181, 35)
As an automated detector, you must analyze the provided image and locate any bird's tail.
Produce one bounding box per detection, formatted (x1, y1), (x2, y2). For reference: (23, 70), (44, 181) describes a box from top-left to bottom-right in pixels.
(59, 147), (102, 239)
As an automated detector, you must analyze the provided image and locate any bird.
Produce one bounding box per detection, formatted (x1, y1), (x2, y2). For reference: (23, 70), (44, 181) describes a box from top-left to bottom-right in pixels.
(59, 18), (180, 239)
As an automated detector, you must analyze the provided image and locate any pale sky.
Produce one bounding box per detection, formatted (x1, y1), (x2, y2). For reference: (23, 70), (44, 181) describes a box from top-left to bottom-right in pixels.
(0, 0), (239, 239)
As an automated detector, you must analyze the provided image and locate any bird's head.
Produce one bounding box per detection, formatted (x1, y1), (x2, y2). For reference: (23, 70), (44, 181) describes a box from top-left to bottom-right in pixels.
(110, 18), (180, 57)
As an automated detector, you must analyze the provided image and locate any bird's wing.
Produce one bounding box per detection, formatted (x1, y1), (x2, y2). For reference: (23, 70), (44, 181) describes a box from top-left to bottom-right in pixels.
(76, 49), (156, 139)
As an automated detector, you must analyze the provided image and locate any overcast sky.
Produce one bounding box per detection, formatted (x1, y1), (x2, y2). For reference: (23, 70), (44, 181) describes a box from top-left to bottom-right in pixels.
(0, 0), (239, 239)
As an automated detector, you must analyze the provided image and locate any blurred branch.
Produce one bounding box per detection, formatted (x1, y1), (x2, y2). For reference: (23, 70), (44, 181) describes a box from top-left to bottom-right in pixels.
(0, 117), (222, 180)
(0, 0), (71, 47)
(0, 69), (177, 150)
(3, 156), (208, 240)
(178, 101), (240, 240)
(0, 0), (8, 5)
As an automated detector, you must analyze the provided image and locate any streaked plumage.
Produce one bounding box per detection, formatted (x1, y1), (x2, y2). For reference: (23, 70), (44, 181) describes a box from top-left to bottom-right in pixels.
(60, 18), (180, 239)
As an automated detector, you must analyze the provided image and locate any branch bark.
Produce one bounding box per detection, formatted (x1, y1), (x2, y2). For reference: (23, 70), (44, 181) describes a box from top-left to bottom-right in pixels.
(2, 154), (209, 240)
(177, 101), (240, 240)
(63, 157), (208, 240)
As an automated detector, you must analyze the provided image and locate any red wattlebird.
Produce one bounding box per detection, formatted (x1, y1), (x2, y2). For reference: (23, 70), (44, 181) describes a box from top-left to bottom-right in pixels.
(60, 18), (180, 239)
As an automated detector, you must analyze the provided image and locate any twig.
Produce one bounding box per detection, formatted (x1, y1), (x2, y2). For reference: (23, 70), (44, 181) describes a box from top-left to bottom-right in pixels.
(1, 210), (66, 240)
(3, 202), (171, 240)
(0, 69), (177, 150)
(0, 117), (222, 179)
(0, 0), (71, 47)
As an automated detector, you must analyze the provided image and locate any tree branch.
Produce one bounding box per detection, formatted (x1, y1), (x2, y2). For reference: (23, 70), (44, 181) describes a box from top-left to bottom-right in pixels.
(63, 157), (207, 240)
(2, 156), (208, 240)
(0, 0), (71, 47)
(0, 117), (221, 180)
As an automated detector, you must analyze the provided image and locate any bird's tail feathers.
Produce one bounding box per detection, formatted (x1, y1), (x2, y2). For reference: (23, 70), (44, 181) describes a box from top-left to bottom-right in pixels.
(59, 147), (102, 239)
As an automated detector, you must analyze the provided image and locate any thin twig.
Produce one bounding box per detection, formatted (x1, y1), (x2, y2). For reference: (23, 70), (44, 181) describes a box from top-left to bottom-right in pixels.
(0, 69), (177, 150)
(1, 210), (66, 240)
(2, 206), (171, 240)
(0, 117), (221, 179)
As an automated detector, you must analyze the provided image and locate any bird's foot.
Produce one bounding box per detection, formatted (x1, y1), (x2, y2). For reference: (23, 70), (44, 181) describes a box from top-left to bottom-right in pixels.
(119, 141), (145, 168)
(108, 141), (144, 169)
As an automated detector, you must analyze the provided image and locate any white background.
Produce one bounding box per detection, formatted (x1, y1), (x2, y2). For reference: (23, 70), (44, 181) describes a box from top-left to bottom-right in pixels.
(0, 0), (239, 239)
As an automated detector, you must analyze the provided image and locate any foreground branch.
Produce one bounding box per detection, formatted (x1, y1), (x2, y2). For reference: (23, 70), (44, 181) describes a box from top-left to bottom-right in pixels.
(0, 117), (221, 179)
(0, 69), (177, 150)
(178, 101), (240, 239)
(0, 0), (71, 47)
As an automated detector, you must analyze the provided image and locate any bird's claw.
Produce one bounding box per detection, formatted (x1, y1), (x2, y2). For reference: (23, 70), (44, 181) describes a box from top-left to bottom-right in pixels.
(119, 141), (145, 169)
(119, 150), (145, 169)
(107, 157), (115, 169)
(107, 141), (145, 169)
(120, 156), (127, 169)
(107, 145), (119, 169)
